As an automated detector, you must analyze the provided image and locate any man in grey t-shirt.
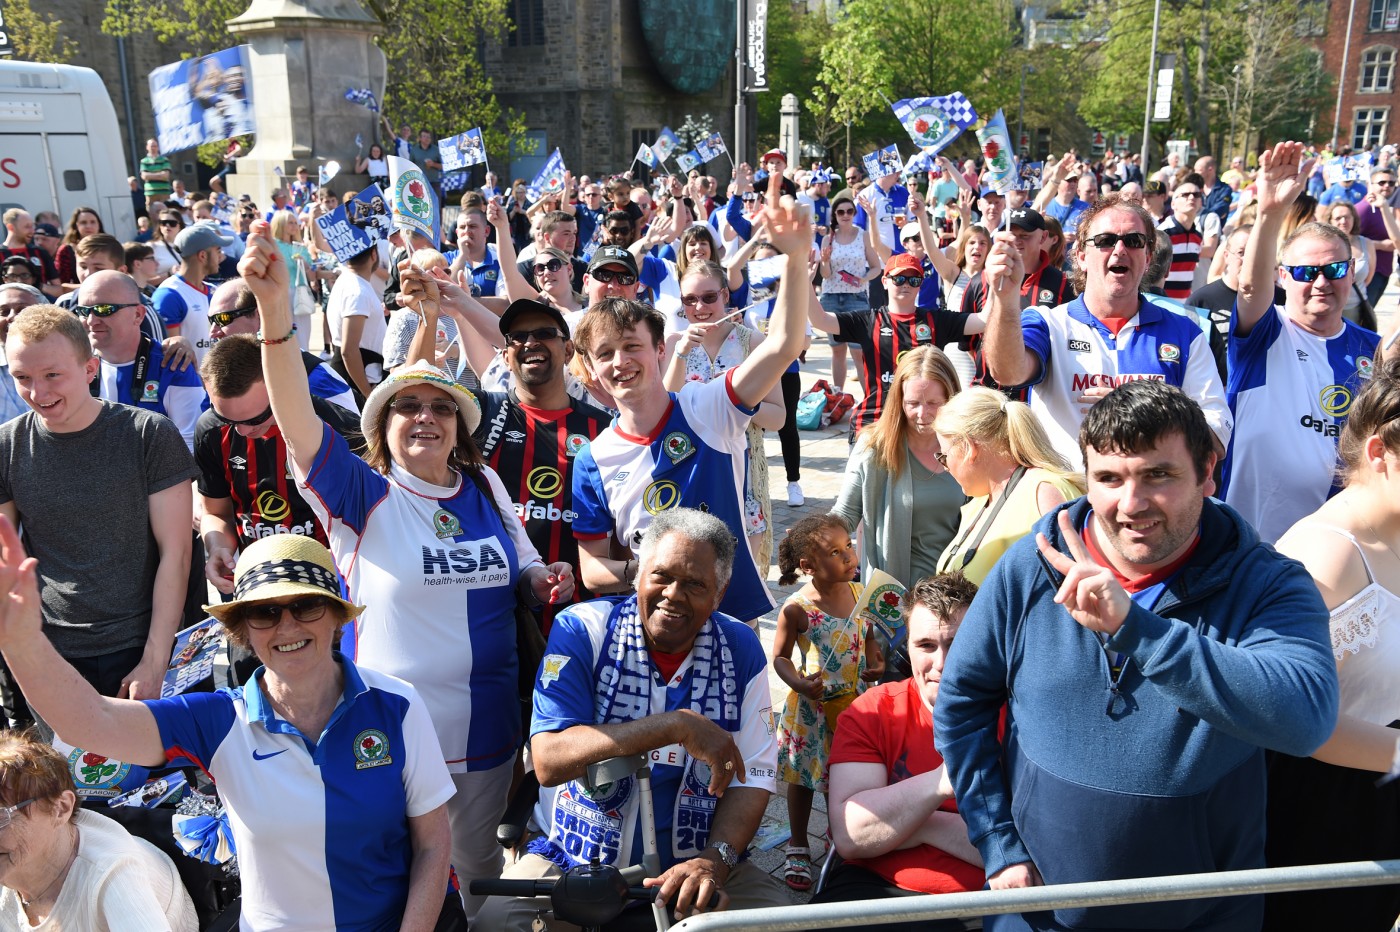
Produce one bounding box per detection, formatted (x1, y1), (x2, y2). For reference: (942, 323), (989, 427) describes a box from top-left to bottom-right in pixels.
(0, 306), (196, 699)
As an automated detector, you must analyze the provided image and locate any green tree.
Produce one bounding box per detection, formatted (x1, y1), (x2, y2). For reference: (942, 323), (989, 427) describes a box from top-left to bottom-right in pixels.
(811, 0), (1017, 166)
(755, 0), (833, 154)
(3, 0), (79, 62)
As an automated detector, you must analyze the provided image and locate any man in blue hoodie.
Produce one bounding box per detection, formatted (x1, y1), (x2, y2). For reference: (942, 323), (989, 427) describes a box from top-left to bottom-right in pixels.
(935, 379), (1339, 932)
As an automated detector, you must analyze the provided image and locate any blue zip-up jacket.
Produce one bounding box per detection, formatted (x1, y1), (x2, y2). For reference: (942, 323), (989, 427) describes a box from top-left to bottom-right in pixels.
(935, 496), (1338, 932)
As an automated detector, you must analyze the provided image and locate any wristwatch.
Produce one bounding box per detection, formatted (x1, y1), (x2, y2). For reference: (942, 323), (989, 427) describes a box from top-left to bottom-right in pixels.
(706, 841), (740, 870)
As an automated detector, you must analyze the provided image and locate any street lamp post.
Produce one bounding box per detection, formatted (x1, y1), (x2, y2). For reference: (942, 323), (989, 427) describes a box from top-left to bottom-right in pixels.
(1140, 0), (1163, 169)
(1017, 64), (1035, 156)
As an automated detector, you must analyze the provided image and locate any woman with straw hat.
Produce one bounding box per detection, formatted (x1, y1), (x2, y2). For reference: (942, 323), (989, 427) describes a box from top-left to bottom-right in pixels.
(238, 219), (574, 921)
(0, 526), (456, 931)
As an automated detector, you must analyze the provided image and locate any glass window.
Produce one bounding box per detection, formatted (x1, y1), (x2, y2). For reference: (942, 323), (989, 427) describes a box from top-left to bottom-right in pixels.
(1354, 108), (1390, 149)
(1362, 47), (1396, 91)
(506, 0), (544, 46)
(1371, 0), (1400, 31)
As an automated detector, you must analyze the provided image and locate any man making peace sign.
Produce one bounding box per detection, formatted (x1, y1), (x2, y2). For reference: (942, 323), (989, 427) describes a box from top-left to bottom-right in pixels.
(934, 379), (1339, 932)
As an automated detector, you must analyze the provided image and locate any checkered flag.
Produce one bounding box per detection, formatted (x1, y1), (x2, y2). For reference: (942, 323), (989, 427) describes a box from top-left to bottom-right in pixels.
(891, 92), (979, 156)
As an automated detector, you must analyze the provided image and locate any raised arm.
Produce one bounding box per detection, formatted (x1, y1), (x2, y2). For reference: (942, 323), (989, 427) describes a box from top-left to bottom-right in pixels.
(729, 176), (813, 407)
(908, 191), (960, 282)
(1033, 153), (1076, 214)
(240, 221), (324, 473)
(486, 199), (542, 302)
(0, 516), (166, 766)
(402, 265), (500, 378)
(1237, 142), (1309, 337)
(981, 231), (1040, 386)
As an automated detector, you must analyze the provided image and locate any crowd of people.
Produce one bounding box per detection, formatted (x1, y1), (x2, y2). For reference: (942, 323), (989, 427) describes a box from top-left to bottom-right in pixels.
(0, 128), (1394, 932)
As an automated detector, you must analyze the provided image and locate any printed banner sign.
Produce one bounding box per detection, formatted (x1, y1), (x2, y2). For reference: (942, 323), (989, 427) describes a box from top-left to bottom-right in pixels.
(440, 128), (487, 172)
(149, 45), (256, 152)
(743, 0), (770, 92)
(315, 184), (391, 263)
(862, 144), (903, 182)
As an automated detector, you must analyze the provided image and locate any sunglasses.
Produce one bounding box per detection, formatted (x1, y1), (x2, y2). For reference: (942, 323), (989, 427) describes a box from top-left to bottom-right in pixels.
(533, 258), (565, 275)
(160, 219), (181, 227)
(680, 291), (724, 308)
(1175, 190), (1203, 199)
(213, 404), (273, 428)
(605, 227), (632, 237)
(887, 273), (924, 287)
(75, 303), (140, 318)
(389, 397), (459, 418)
(741, 193), (759, 203)
(236, 595), (333, 630)
(1280, 260), (1351, 282)
(835, 208), (856, 217)
(208, 304), (258, 329)
(590, 268), (637, 286)
(1086, 232), (1150, 251)
(0, 798), (36, 832)
(504, 327), (564, 346)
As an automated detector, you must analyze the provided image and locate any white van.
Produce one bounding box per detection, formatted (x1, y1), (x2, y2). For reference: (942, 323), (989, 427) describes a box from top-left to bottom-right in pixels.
(0, 61), (135, 236)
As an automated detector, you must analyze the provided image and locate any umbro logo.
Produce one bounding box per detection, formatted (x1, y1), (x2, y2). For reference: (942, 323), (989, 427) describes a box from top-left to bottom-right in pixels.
(229, 456), (247, 469)
(1296, 350), (1309, 361)
(613, 471), (629, 483)
(880, 328), (894, 336)
(504, 430), (526, 442)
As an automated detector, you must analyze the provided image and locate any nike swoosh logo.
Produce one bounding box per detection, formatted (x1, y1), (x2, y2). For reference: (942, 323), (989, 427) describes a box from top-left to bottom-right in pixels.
(252, 748), (288, 761)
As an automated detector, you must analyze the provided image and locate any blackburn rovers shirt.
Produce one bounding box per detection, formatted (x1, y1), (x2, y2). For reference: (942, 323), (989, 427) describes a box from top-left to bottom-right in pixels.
(571, 371), (774, 621)
(296, 424), (543, 771)
(836, 306), (969, 433)
(1223, 303), (1379, 543)
(147, 658), (454, 932)
(1020, 295), (1233, 469)
(96, 337), (206, 451)
(194, 397), (362, 550)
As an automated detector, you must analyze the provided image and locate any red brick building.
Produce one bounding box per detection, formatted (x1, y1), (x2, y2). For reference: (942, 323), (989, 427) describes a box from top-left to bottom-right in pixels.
(1316, 0), (1400, 148)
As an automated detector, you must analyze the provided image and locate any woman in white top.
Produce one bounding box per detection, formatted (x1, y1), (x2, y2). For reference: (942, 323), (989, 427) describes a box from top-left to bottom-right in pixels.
(1267, 360), (1400, 930)
(356, 142), (390, 190)
(817, 195), (880, 393)
(150, 209), (185, 284)
(1327, 200), (1377, 327)
(326, 244), (388, 399)
(0, 732), (197, 932)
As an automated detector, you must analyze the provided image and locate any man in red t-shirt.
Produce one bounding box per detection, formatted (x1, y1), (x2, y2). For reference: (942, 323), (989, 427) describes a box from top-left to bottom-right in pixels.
(814, 572), (984, 931)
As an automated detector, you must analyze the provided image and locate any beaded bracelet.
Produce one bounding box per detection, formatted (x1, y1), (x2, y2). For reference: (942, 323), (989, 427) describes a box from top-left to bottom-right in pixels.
(256, 325), (297, 346)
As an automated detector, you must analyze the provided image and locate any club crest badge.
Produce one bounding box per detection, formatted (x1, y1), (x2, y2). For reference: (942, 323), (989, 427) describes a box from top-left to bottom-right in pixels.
(432, 508), (462, 540)
(353, 729), (393, 770)
(662, 431), (695, 464)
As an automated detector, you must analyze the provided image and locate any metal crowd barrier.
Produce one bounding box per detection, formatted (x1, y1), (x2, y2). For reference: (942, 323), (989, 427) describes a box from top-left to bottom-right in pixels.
(672, 860), (1400, 931)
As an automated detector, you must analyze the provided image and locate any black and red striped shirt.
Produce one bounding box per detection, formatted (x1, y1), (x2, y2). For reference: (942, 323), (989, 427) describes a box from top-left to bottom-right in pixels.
(193, 397), (362, 549)
(473, 389), (609, 618)
(836, 306), (969, 432)
(960, 261), (1077, 396)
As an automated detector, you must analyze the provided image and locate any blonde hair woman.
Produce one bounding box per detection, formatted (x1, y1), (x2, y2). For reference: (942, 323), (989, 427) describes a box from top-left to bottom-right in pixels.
(832, 345), (964, 588)
(933, 386), (1085, 584)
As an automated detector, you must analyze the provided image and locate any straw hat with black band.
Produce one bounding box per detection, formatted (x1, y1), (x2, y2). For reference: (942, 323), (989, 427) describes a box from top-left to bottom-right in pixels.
(204, 534), (363, 631)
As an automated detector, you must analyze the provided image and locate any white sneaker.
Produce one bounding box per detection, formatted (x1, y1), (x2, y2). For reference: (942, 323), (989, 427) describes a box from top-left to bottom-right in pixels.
(787, 482), (805, 507)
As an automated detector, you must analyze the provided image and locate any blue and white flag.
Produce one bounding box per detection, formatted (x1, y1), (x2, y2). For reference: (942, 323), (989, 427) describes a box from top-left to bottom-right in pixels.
(318, 160), (341, 188)
(677, 150), (702, 173)
(976, 110), (1017, 196)
(863, 144), (903, 182)
(653, 127), (681, 163)
(903, 150), (936, 176)
(636, 144), (659, 169)
(344, 87), (380, 112)
(527, 148), (568, 203)
(696, 132), (728, 162)
(315, 184), (391, 264)
(388, 156), (441, 245)
(149, 46), (256, 152)
(891, 93), (978, 157)
(440, 128), (487, 172)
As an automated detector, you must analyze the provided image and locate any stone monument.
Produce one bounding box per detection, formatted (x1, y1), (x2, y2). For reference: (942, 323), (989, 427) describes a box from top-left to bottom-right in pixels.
(223, 0), (385, 202)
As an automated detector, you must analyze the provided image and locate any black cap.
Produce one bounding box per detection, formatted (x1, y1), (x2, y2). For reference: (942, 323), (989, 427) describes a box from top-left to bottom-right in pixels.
(33, 223), (61, 237)
(499, 298), (570, 339)
(1008, 207), (1045, 231)
(587, 245), (639, 277)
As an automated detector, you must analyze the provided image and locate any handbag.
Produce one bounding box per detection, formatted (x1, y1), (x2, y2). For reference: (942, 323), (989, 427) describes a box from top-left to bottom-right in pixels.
(293, 257), (316, 318)
(1352, 281), (1378, 332)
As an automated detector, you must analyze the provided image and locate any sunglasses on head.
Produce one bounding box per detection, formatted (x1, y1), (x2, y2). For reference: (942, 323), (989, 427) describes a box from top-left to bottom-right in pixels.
(235, 595), (333, 630)
(590, 268), (637, 286)
(1280, 260), (1351, 282)
(213, 404), (273, 428)
(504, 327), (564, 346)
(389, 397), (459, 418)
(680, 290), (723, 308)
(75, 303), (140, 318)
(1086, 232), (1150, 251)
(887, 273), (924, 287)
(209, 304), (258, 329)
(533, 258), (565, 275)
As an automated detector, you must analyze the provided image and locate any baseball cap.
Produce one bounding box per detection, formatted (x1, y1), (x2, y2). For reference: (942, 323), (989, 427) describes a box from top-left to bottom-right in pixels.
(979, 186), (1003, 199)
(587, 245), (639, 278)
(33, 223), (60, 238)
(1008, 207), (1045, 231)
(175, 221), (234, 254)
(499, 298), (570, 339)
(899, 222), (923, 243)
(761, 149), (787, 164)
(1143, 180), (1167, 197)
(884, 253), (924, 277)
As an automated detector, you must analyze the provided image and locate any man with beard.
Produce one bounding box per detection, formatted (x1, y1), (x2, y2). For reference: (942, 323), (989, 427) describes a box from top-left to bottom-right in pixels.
(936, 380), (1338, 932)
